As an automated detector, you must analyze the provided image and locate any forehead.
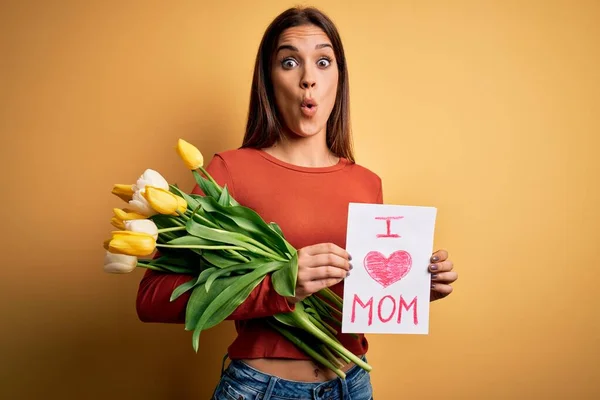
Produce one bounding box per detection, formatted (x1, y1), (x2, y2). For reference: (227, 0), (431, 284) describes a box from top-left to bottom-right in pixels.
(277, 25), (332, 47)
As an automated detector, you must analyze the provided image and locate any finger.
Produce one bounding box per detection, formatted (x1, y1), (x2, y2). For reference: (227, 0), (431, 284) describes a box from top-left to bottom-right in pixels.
(430, 249), (448, 263)
(430, 271), (458, 284)
(304, 253), (350, 270)
(306, 278), (344, 293)
(305, 265), (349, 281)
(429, 260), (453, 273)
(430, 282), (453, 295)
(306, 243), (350, 260)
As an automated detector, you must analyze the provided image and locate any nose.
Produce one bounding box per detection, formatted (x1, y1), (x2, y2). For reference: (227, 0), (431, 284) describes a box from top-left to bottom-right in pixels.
(301, 79), (316, 89)
(300, 67), (316, 89)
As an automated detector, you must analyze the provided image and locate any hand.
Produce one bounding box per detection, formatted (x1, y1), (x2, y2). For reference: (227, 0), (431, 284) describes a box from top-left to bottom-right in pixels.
(286, 243), (351, 304)
(429, 249), (457, 302)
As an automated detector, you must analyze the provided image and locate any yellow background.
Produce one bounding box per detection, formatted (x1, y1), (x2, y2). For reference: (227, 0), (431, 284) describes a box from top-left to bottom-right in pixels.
(1, 0), (598, 399)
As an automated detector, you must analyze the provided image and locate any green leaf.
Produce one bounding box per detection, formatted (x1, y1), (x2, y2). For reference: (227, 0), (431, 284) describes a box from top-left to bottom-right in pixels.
(205, 259), (267, 291)
(169, 184), (200, 211)
(170, 268), (216, 302)
(269, 222), (284, 236)
(202, 251), (247, 269)
(185, 217), (280, 259)
(271, 252), (298, 297)
(217, 185), (231, 207)
(193, 170), (221, 199)
(167, 235), (223, 247)
(189, 261), (283, 332)
(196, 196), (292, 257)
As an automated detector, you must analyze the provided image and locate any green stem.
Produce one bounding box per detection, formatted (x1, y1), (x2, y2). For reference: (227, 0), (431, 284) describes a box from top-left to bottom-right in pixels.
(225, 250), (249, 262)
(267, 320), (346, 379)
(244, 237), (286, 261)
(317, 297), (343, 318)
(166, 216), (186, 227)
(191, 213), (221, 229)
(156, 244), (246, 251)
(306, 296), (331, 318)
(177, 210), (189, 221)
(307, 313), (338, 341)
(136, 262), (166, 272)
(320, 344), (344, 369)
(199, 166), (221, 192)
(293, 314), (372, 372)
(317, 288), (343, 309)
(246, 245), (287, 262)
(158, 226), (186, 233)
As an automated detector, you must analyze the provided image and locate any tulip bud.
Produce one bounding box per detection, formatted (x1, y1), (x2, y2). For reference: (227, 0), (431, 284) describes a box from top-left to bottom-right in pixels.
(108, 231), (156, 257)
(127, 191), (156, 217)
(176, 195), (188, 214)
(176, 139), (204, 169)
(104, 251), (138, 274)
(113, 208), (149, 221)
(125, 219), (158, 240)
(111, 217), (126, 230)
(143, 186), (179, 215)
(111, 184), (135, 202)
(134, 169), (169, 192)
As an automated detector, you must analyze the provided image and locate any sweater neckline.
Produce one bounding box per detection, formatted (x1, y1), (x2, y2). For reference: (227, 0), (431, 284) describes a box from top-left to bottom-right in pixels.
(251, 148), (349, 173)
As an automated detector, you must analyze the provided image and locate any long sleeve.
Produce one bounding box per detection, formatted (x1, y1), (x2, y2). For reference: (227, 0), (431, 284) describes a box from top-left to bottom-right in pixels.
(135, 154), (294, 324)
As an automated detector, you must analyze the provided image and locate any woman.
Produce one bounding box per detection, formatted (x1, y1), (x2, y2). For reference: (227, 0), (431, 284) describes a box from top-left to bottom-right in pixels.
(136, 6), (458, 400)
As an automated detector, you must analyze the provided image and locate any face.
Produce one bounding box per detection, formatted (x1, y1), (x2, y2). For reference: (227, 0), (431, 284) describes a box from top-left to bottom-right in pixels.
(271, 25), (339, 140)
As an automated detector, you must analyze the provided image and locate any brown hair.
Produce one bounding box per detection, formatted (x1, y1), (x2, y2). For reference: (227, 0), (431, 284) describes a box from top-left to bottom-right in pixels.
(241, 7), (354, 162)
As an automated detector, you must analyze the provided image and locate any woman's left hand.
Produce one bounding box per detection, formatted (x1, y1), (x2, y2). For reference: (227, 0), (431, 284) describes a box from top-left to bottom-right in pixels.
(429, 249), (457, 301)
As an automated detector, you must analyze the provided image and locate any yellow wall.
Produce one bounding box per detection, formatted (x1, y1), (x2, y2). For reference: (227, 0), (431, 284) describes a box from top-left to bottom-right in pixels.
(2, 0), (598, 398)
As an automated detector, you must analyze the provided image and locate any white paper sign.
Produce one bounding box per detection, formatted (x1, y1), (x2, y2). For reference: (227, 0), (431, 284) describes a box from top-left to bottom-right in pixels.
(342, 203), (437, 334)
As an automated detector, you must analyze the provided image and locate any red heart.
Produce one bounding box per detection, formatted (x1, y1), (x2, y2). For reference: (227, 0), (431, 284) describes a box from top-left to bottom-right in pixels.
(363, 250), (412, 288)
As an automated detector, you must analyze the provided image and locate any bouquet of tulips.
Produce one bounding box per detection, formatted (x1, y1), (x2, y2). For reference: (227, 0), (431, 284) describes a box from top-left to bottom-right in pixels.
(103, 139), (372, 378)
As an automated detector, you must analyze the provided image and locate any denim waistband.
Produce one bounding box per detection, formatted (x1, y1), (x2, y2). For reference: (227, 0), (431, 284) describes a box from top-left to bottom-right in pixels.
(224, 356), (369, 399)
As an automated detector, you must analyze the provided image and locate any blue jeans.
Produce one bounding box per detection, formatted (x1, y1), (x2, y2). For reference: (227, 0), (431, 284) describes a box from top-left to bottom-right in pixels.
(212, 357), (373, 400)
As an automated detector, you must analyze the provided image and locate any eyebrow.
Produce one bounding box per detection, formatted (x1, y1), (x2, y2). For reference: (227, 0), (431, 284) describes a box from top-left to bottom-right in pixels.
(276, 43), (333, 54)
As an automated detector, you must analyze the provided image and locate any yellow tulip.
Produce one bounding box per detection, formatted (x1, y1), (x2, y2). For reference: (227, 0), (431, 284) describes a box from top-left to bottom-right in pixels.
(111, 217), (125, 230)
(176, 139), (204, 169)
(176, 195), (188, 214)
(113, 208), (147, 221)
(143, 186), (179, 215)
(111, 184), (134, 202)
(108, 231), (156, 256)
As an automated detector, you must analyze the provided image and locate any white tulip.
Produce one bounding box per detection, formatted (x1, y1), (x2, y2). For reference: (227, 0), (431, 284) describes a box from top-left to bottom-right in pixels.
(127, 190), (156, 216)
(133, 169), (169, 192)
(104, 251), (138, 274)
(125, 219), (158, 240)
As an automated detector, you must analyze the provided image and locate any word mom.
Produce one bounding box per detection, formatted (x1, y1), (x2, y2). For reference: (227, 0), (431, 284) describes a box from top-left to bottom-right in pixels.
(351, 293), (418, 326)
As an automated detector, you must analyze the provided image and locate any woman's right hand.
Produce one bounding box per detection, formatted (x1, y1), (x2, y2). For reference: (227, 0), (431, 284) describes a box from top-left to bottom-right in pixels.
(285, 243), (352, 304)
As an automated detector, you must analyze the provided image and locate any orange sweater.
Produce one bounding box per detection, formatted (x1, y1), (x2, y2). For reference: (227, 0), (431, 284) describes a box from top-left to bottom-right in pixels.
(136, 147), (383, 359)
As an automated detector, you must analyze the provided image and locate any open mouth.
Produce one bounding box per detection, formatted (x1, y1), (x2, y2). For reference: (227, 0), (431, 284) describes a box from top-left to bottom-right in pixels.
(301, 99), (318, 116)
(301, 99), (317, 108)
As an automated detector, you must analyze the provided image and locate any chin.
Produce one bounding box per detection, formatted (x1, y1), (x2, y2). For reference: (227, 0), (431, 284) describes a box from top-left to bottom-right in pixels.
(290, 122), (326, 138)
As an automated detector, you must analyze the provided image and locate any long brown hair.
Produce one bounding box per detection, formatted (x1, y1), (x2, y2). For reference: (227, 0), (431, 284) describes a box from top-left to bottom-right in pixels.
(241, 7), (354, 162)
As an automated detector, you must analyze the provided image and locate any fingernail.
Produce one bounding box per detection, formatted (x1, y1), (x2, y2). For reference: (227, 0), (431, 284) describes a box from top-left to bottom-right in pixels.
(431, 274), (438, 280)
(348, 254), (353, 261)
(346, 272), (351, 277)
(431, 256), (439, 262)
(430, 264), (438, 271)
(349, 263), (353, 270)
(431, 284), (436, 289)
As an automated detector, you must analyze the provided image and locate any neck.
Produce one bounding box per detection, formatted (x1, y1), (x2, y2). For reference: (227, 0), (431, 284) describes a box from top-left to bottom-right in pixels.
(263, 131), (339, 168)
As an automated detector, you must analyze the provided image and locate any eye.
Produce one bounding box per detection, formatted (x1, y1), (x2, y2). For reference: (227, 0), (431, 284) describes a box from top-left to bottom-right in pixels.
(282, 58), (298, 69)
(317, 57), (332, 68)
